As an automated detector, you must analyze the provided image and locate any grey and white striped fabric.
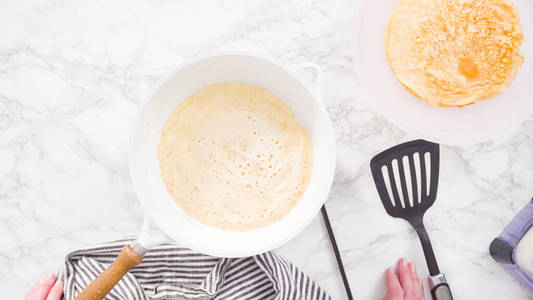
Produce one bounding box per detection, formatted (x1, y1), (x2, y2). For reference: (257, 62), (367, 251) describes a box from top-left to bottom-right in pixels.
(59, 239), (331, 300)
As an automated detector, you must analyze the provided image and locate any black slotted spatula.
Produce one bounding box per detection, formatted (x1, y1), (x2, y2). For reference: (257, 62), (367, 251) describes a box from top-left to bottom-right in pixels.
(370, 139), (453, 300)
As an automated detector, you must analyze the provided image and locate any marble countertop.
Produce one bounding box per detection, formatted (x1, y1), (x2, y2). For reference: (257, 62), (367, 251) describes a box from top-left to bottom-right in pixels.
(2, 0), (533, 299)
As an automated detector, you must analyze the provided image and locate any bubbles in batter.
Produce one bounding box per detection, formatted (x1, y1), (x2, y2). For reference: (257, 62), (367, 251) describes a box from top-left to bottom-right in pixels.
(157, 82), (313, 231)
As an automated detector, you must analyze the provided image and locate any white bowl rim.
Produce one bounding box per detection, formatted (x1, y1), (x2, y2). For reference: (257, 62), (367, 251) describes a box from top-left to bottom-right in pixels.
(128, 51), (337, 257)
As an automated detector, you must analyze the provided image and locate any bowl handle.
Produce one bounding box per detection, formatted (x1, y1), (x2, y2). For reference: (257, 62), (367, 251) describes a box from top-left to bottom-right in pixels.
(135, 216), (171, 249)
(291, 62), (324, 102)
(74, 217), (169, 300)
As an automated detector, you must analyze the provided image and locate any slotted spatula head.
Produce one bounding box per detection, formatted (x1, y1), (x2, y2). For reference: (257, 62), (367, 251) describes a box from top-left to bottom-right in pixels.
(370, 139), (440, 220)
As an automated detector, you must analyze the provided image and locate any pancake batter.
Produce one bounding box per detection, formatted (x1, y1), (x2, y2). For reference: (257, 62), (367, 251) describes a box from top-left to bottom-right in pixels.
(157, 82), (313, 231)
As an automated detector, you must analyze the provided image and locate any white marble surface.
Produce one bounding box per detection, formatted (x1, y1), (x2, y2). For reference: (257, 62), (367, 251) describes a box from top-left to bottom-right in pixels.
(1, 0), (533, 299)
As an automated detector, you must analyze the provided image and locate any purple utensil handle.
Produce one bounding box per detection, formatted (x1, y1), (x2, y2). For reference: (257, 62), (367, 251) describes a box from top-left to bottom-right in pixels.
(491, 199), (533, 291)
(501, 199), (533, 247)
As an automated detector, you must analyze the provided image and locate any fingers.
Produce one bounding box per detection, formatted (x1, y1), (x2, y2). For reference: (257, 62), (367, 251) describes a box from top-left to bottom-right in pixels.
(25, 273), (56, 300)
(408, 262), (416, 281)
(399, 258), (426, 300)
(385, 268), (403, 300)
(417, 279), (424, 299)
(384, 259), (425, 300)
(398, 258), (415, 293)
(408, 263), (424, 299)
(46, 279), (64, 300)
(386, 267), (402, 291)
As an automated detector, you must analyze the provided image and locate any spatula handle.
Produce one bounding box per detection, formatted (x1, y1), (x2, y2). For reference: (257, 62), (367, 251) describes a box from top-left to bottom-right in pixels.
(74, 245), (143, 300)
(414, 224), (440, 276)
(429, 274), (453, 300)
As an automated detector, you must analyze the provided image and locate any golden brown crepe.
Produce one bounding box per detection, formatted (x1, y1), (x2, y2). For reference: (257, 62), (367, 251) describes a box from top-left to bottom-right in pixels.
(386, 0), (524, 106)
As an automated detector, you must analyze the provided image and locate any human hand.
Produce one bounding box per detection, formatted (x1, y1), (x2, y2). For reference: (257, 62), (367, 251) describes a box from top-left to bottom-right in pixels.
(384, 258), (425, 300)
(25, 273), (63, 300)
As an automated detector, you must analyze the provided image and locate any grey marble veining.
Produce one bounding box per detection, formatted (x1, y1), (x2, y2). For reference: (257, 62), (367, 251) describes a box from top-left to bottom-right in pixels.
(1, 0), (532, 299)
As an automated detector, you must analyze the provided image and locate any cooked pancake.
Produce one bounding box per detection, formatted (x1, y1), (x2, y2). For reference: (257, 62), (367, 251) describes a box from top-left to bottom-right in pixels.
(157, 82), (313, 231)
(386, 0), (524, 106)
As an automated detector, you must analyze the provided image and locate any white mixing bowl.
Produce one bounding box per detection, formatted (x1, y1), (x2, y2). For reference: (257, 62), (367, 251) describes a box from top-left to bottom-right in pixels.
(129, 53), (336, 257)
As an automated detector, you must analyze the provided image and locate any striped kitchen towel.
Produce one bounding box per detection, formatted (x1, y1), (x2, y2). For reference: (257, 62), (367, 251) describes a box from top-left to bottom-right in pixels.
(59, 239), (331, 300)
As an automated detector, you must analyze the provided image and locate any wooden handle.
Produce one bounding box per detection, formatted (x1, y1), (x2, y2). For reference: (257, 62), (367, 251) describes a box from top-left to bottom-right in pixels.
(74, 245), (143, 300)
